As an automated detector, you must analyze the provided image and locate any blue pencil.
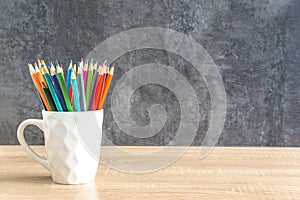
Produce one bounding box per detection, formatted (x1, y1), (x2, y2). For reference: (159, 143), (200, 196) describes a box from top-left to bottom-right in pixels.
(66, 60), (73, 92)
(50, 64), (68, 111)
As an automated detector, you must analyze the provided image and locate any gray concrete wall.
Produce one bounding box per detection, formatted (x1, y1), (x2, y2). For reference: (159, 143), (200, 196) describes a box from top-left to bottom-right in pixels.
(0, 0), (299, 146)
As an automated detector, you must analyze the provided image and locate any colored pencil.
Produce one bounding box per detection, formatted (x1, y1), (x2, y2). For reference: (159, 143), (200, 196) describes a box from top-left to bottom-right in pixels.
(32, 63), (48, 110)
(77, 59), (83, 88)
(34, 62), (48, 88)
(85, 59), (94, 107)
(41, 60), (47, 70)
(56, 61), (63, 76)
(88, 64), (100, 110)
(98, 63), (114, 110)
(77, 67), (87, 111)
(93, 61), (98, 71)
(68, 63), (76, 103)
(66, 60), (72, 92)
(56, 66), (73, 112)
(79, 59), (83, 70)
(71, 71), (80, 111)
(83, 59), (88, 89)
(41, 66), (63, 112)
(27, 58), (115, 112)
(28, 63), (51, 111)
(37, 59), (42, 68)
(73, 63), (77, 77)
(79, 58), (83, 71)
(50, 64), (68, 111)
(98, 64), (109, 106)
(42, 82), (57, 111)
(92, 65), (105, 110)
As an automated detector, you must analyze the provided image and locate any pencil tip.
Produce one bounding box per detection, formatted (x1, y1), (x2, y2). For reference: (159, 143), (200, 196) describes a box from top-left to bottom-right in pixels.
(71, 71), (76, 79)
(42, 82), (47, 88)
(103, 60), (107, 66)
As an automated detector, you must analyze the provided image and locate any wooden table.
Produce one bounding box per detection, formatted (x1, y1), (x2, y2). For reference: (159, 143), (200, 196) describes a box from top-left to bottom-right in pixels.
(0, 146), (299, 199)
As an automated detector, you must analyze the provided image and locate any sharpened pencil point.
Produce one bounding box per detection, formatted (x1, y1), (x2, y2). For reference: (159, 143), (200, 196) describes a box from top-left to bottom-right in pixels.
(68, 60), (73, 69)
(71, 71), (76, 79)
(50, 64), (56, 76)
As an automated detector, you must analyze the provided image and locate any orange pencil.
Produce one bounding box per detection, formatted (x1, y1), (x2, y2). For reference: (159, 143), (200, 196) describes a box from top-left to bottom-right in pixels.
(28, 63), (51, 111)
(34, 62), (48, 88)
(100, 64), (109, 95)
(95, 65), (108, 109)
(92, 66), (104, 110)
(98, 64), (115, 110)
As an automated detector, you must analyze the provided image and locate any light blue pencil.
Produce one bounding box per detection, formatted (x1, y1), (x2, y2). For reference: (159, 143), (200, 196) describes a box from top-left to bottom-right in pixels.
(71, 71), (80, 112)
(66, 60), (73, 92)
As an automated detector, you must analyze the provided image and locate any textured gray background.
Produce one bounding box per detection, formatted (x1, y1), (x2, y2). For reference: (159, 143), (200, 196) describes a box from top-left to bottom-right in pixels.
(0, 0), (299, 146)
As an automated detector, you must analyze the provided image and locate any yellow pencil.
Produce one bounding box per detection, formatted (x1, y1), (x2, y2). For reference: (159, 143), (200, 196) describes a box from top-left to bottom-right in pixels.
(34, 62), (48, 88)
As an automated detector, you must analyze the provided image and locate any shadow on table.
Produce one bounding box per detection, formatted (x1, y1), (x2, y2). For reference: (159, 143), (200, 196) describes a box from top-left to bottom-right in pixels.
(1, 175), (100, 199)
(0, 175), (52, 184)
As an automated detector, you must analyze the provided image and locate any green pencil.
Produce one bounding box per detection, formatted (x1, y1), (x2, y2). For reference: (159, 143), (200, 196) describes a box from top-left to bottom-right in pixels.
(85, 59), (94, 107)
(42, 83), (57, 111)
(56, 66), (73, 111)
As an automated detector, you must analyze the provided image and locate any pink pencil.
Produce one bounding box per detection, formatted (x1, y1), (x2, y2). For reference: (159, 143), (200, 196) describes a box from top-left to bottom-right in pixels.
(83, 58), (88, 90)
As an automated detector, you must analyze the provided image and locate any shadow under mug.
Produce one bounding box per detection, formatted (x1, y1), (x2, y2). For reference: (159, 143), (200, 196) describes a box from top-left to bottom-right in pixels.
(17, 110), (103, 184)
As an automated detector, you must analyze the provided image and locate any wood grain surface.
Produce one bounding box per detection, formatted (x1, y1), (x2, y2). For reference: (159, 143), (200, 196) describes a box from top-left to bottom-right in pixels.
(0, 146), (299, 199)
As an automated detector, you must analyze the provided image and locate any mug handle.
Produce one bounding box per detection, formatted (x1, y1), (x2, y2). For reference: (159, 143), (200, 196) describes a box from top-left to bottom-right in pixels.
(17, 119), (48, 169)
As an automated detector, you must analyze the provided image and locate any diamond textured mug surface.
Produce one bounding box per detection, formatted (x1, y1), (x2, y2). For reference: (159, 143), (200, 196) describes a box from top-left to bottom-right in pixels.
(17, 110), (103, 184)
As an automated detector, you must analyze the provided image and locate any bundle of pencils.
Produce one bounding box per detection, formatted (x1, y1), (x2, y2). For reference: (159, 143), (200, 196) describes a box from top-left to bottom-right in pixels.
(27, 59), (115, 112)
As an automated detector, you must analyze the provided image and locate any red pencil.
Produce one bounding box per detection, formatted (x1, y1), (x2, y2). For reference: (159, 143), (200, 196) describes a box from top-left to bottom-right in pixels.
(98, 64), (114, 110)
(97, 65), (109, 108)
(92, 66), (106, 110)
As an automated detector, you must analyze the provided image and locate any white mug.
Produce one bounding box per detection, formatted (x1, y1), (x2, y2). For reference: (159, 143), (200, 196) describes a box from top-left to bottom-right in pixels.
(17, 110), (103, 184)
